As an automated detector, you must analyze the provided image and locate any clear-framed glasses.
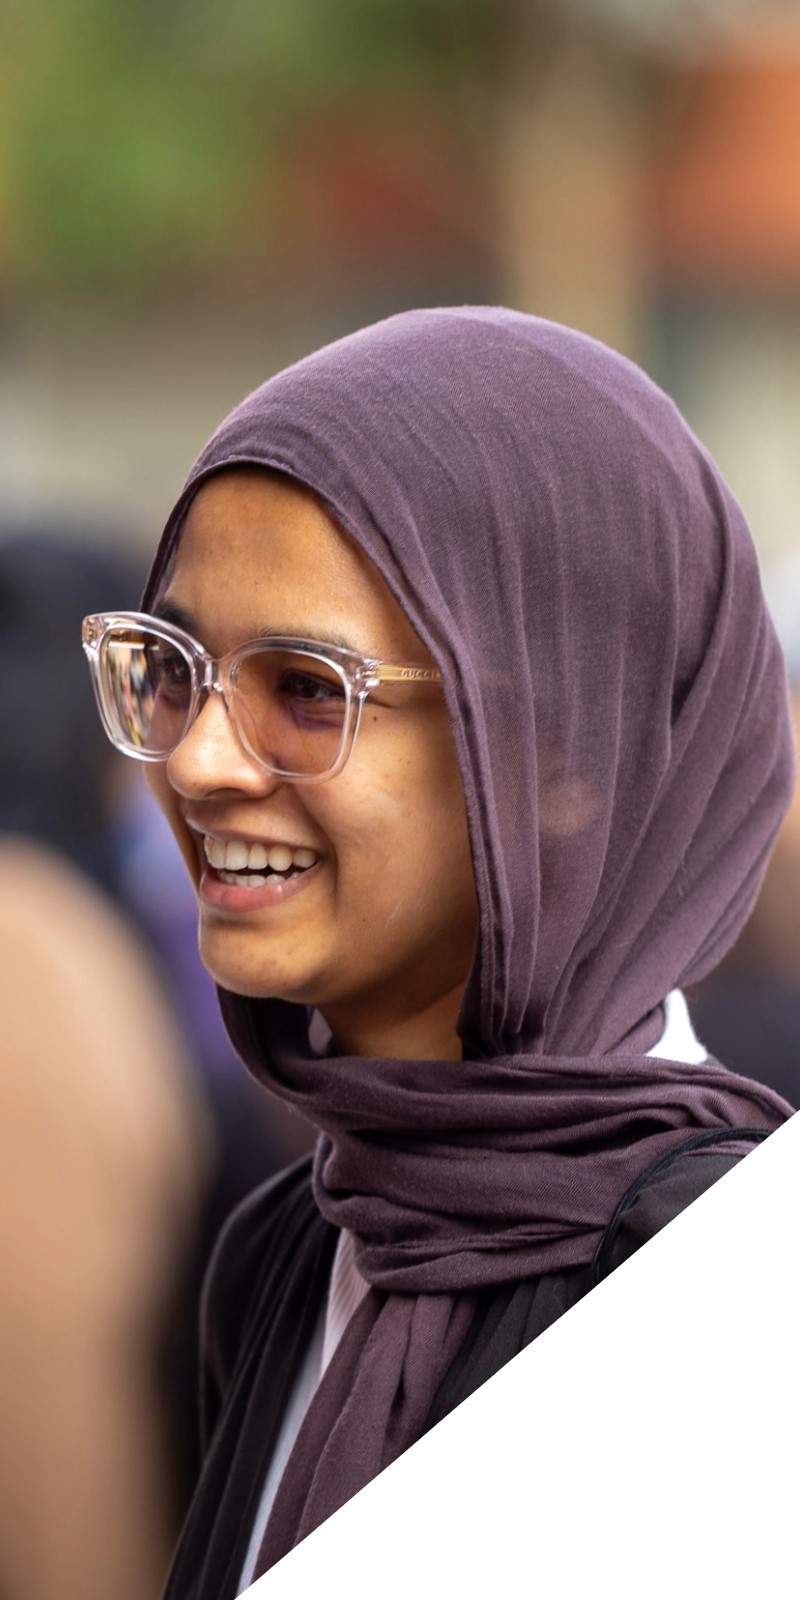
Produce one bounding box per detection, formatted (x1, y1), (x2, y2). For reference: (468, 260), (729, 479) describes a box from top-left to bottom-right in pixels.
(81, 610), (443, 783)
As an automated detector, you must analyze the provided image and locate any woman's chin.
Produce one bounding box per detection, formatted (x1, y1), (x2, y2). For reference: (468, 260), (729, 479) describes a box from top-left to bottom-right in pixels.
(200, 959), (299, 1002)
(196, 933), (321, 1006)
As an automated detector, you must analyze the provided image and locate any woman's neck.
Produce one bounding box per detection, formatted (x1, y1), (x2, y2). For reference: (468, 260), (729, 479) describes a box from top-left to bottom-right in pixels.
(322, 984), (465, 1061)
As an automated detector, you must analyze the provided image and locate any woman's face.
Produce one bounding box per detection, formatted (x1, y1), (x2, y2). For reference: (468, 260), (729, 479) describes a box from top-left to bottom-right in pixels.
(146, 470), (478, 1060)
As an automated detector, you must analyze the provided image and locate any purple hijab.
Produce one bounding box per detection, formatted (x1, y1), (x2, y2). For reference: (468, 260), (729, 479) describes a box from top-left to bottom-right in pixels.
(144, 309), (794, 1567)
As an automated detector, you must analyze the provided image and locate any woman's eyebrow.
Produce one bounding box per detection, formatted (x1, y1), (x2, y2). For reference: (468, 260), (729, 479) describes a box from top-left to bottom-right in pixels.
(153, 599), (196, 633)
(252, 622), (365, 651)
(152, 599), (365, 655)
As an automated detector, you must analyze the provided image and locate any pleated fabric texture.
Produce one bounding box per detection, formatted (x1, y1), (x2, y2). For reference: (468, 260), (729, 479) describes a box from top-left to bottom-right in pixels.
(143, 309), (796, 1574)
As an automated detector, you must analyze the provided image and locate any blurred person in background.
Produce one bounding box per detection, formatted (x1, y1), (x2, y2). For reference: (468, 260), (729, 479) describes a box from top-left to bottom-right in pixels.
(0, 532), (289, 1599)
(0, 532), (205, 1598)
(82, 309), (794, 1596)
(690, 551), (800, 1105)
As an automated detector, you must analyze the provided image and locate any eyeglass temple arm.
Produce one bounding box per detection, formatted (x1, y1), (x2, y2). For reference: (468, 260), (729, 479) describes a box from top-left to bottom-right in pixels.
(373, 664), (442, 684)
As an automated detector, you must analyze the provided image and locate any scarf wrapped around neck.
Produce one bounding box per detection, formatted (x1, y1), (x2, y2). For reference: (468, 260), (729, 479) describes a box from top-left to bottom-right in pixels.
(144, 308), (795, 1571)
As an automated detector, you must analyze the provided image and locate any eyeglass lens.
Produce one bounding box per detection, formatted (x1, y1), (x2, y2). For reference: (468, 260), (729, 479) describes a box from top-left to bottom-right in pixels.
(102, 626), (350, 776)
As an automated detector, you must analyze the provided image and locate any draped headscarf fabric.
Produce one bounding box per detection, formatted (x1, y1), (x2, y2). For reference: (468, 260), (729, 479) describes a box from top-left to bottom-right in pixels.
(144, 309), (795, 1570)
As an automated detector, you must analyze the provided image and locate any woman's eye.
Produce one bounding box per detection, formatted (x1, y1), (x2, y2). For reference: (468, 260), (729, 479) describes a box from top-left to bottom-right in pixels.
(151, 646), (191, 694)
(279, 669), (345, 704)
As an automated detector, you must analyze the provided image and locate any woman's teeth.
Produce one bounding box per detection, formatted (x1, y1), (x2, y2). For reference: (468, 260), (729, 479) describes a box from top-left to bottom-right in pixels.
(203, 837), (318, 888)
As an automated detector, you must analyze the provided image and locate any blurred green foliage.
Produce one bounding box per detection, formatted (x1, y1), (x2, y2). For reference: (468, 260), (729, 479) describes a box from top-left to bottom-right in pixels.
(1, 0), (508, 301)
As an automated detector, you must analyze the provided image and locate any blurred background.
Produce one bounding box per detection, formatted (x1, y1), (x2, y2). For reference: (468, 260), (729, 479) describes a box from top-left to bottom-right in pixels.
(2, 0), (800, 557)
(1, 2), (798, 1596)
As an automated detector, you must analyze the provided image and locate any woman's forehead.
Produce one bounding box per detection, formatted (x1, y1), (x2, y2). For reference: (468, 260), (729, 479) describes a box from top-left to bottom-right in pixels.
(163, 468), (429, 659)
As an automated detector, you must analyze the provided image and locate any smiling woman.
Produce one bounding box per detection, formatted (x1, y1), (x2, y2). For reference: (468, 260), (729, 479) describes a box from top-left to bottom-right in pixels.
(140, 470), (477, 1059)
(83, 308), (794, 1597)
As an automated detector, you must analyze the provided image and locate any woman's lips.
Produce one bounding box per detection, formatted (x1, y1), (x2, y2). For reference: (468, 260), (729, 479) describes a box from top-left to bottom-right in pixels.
(199, 857), (322, 913)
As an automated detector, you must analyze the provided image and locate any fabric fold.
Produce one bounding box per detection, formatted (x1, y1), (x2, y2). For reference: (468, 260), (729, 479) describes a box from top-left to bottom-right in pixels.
(257, 1288), (478, 1571)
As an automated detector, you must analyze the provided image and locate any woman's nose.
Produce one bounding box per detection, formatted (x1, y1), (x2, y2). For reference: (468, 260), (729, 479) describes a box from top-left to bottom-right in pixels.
(164, 685), (279, 799)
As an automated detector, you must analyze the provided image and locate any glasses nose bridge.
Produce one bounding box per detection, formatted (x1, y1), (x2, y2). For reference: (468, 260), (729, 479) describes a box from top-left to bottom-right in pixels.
(196, 646), (231, 714)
